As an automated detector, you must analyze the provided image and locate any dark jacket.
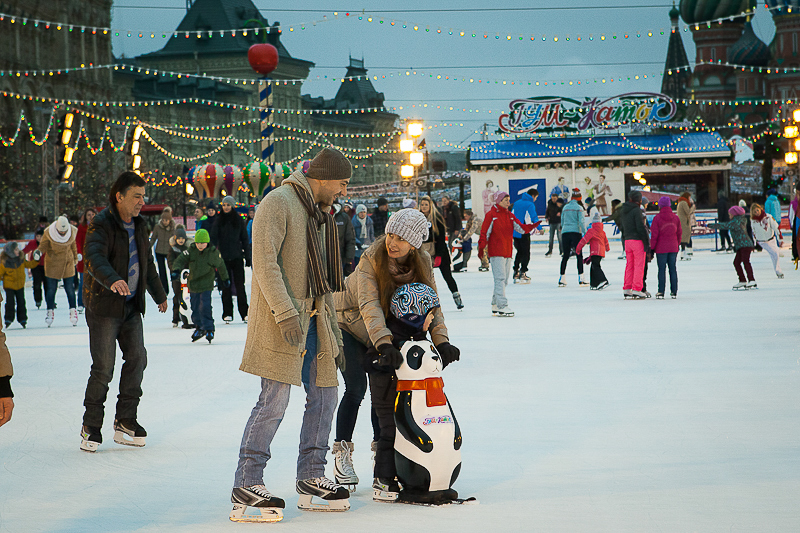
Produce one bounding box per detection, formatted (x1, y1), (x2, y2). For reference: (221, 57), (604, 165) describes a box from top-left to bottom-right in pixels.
(171, 242), (229, 293)
(619, 202), (650, 248)
(334, 209), (356, 274)
(716, 197), (730, 223)
(443, 202), (462, 237)
(83, 205), (167, 318)
(199, 214), (217, 232)
(372, 207), (389, 237)
(167, 235), (191, 271)
(545, 199), (562, 224)
(423, 212), (450, 260)
(209, 209), (251, 263)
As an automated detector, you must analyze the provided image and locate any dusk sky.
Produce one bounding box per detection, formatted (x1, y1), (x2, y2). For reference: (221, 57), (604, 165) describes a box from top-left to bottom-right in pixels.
(109, 1), (778, 149)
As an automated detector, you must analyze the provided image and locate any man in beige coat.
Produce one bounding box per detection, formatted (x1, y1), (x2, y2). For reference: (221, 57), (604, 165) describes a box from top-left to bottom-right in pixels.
(230, 148), (352, 523)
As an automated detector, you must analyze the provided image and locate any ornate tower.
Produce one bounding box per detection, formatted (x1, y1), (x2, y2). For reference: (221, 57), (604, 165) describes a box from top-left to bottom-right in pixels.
(662, 4), (692, 101)
(766, 0), (800, 117)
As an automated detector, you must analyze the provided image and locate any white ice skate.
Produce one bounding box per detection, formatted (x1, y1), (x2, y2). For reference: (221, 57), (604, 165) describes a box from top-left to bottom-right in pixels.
(596, 281), (609, 290)
(230, 486), (285, 523)
(732, 281), (747, 290)
(495, 306), (514, 317)
(655, 292), (665, 299)
(69, 308), (79, 326)
(332, 441), (358, 492)
(578, 274), (589, 287)
(223, 316), (233, 324)
(558, 276), (567, 287)
(113, 418), (146, 447)
(628, 290), (646, 299)
(518, 273), (531, 284)
(45, 309), (54, 327)
(746, 280), (757, 289)
(296, 477), (350, 511)
(80, 425), (102, 453)
(372, 477), (400, 502)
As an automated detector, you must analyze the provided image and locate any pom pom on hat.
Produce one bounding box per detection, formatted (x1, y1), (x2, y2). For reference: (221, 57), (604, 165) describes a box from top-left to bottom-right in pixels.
(384, 208), (429, 249)
(175, 224), (187, 239)
(571, 188), (582, 199)
(591, 212), (602, 224)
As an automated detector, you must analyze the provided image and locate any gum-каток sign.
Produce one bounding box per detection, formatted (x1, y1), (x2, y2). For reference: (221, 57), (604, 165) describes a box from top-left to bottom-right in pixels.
(498, 92), (677, 134)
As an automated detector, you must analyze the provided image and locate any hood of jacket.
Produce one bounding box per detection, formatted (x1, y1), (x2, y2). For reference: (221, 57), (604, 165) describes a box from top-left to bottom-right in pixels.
(621, 201), (640, 215)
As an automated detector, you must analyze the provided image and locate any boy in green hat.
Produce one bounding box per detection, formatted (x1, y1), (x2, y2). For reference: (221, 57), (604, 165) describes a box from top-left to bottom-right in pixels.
(171, 229), (229, 343)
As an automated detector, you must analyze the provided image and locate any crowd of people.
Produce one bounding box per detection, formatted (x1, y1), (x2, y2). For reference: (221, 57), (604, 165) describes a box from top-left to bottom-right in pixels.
(1, 148), (797, 522)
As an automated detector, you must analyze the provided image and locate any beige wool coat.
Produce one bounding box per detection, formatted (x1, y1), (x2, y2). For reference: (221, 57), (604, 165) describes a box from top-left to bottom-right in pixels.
(334, 243), (449, 349)
(240, 171), (343, 387)
(37, 224), (78, 279)
(0, 294), (12, 383)
(676, 199), (696, 244)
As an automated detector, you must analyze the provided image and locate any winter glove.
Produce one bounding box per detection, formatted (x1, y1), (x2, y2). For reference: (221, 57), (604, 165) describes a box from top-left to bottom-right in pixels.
(170, 271), (179, 281)
(32, 250), (42, 261)
(245, 256), (252, 268)
(182, 250), (190, 256)
(77, 253), (83, 262)
(376, 343), (403, 369)
(221, 278), (231, 290)
(436, 342), (460, 369)
(277, 316), (303, 346)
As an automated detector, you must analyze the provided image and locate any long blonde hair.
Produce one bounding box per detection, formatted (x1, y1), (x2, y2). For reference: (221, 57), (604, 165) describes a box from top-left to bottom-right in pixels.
(418, 195), (445, 237)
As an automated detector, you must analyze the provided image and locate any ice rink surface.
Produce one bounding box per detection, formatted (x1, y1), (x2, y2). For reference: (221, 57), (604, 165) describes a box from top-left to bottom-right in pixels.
(1, 243), (799, 532)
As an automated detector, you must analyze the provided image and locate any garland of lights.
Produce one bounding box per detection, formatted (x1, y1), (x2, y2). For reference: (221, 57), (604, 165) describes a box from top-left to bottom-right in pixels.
(1, 6), (772, 45)
(143, 120), (399, 140)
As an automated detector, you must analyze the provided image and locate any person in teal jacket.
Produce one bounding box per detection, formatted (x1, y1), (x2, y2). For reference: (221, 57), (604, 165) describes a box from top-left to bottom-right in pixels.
(171, 229), (229, 343)
(559, 189), (588, 287)
(764, 189), (782, 226)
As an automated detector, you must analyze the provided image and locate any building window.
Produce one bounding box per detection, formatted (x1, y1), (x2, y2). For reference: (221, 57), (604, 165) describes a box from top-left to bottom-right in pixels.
(711, 47), (716, 62)
(793, 33), (798, 55)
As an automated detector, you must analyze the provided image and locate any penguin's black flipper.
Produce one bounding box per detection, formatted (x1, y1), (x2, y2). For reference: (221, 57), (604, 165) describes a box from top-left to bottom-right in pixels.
(395, 391), (433, 453)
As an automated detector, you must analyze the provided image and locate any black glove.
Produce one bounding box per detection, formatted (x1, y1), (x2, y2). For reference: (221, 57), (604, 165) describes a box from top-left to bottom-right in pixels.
(221, 278), (231, 290)
(376, 343), (403, 369)
(245, 257), (252, 268)
(436, 342), (460, 368)
(170, 271), (179, 281)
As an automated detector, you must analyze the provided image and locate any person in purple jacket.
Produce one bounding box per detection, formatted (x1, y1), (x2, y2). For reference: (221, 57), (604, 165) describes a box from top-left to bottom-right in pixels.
(649, 196), (683, 299)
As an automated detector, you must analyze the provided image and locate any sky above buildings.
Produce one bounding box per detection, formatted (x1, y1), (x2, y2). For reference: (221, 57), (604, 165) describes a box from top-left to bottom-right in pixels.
(109, 1), (778, 149)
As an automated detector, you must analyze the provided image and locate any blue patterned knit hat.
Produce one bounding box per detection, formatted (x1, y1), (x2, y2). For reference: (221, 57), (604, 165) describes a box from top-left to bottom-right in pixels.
(390, 282), (440, 329)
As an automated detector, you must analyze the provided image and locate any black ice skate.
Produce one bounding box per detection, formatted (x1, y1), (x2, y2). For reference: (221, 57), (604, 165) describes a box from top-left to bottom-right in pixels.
(452, 292), (464, 310)
(296, 477), (350, 511)
(373, 477), (400, 502)
(80, 425), (102, 453)
(113, 418), (146, 447)
(191, 329), (205, 342)
(206, 330), (214, 343)
(229, 485), (285, 523)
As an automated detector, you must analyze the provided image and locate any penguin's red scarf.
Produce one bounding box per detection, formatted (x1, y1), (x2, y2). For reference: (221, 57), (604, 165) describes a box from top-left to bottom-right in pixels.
(396, 377), (446, 407)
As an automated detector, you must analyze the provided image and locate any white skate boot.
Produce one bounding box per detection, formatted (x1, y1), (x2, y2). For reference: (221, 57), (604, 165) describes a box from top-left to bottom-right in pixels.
(745, 280), (758, 289)
(495, 306), (514, 317)
(69, 308), (79, 326)
(296, 477), (350, 511)
(45, 309), (54, 327)
(332, 441), (358, 491)
(732, 281), (747, 290)
(373, 477), (400, 502)
(230, 485), (285, 523)
(80, 425), (102, 453)
(113, 418), (146, 447)
(578, 274), (589, 287)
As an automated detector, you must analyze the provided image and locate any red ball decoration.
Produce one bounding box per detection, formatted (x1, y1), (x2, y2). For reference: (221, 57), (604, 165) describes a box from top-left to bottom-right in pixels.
(248, 43), (279, 75)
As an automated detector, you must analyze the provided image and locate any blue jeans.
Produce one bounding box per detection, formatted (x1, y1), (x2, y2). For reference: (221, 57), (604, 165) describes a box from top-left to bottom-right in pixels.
(190, 291), (214, 331)
(234, 316), (338, 487)
(83, 301), (147, 427)
(45, 276), (76, 310)
(656, 252), (678, 295)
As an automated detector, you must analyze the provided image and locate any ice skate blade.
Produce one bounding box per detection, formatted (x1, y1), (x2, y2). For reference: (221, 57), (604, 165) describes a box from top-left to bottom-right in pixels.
(297, 494), (350, 512)
(80, 440), (99, 453)
(113, 430), (145, 447)
(397, 496), (479, 507)
(229, 504), (283, 523)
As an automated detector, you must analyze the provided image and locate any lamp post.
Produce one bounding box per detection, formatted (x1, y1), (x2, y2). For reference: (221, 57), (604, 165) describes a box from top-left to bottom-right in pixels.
(399, 120), (425, 203)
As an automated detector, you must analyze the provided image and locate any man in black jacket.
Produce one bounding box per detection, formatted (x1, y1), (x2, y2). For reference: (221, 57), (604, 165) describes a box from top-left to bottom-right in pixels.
(545, 193), (563, 257)
(333, 201), (356, 275)
(372, 197), (390, 237)
(210, 196), (251, 322)
(441, 196), (462, 253)
(81, 171), (168, 453)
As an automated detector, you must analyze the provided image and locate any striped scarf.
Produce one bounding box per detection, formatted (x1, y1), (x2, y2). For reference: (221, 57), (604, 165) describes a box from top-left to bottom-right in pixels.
(287, 181), (344, 297)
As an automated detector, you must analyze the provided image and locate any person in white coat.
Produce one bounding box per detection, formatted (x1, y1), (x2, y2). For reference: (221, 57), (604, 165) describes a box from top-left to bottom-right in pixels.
(750, 203), (784, 278)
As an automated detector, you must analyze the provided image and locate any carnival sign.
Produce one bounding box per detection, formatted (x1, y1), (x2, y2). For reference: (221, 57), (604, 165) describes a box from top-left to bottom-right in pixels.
(498, 92), (678, 134)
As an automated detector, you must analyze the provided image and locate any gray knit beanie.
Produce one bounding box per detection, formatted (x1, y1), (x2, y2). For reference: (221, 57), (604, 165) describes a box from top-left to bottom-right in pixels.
(384, 208), (429, 249)
(221, 195), (235, 206)
(175, 224), (187, 239)
(355, 204), (367, 215)
(306, 147), (352, 181)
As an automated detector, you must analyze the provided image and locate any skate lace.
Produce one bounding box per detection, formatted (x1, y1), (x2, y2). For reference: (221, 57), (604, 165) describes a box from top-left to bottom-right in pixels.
(338, 442), (357, 477)
(249, 485), (274, 498)
(312, 476), (339, 490)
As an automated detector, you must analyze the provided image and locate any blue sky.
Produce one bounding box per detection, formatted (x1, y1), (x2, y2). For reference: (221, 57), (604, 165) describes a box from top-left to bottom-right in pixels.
(110, 1), (777, 149)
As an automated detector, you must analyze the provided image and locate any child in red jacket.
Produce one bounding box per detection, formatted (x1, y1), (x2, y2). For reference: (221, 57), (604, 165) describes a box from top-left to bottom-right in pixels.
(576, 213), (610, 290)
(478, 192), (539, 317)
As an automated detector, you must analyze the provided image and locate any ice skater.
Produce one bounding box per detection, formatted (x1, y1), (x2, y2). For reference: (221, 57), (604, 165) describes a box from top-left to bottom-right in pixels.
(649, 196), (682, 299)
(709, 205), (757, 290)
(1, 242), (39, 328)
(677, 192), (696, 260)
(619, 190), (650, 299)
(170, 228), (229, 343)
(558, 189), (588, 287)
(749, 203), (784, 278)
(576, 213), (610, 290)
(512, 187), (542, 283)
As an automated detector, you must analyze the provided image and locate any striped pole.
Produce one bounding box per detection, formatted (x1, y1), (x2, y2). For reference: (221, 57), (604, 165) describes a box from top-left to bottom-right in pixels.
(259, 76), (274, 166)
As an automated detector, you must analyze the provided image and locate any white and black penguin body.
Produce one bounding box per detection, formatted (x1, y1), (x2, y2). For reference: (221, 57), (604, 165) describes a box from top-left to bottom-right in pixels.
(394, 339), (462, 497)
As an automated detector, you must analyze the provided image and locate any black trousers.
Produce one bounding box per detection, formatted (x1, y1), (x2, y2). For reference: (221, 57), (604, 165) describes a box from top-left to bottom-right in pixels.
(437, 254), (459, 294)
(221, 258), (249, 320)
(4, 288), (26, 325)
(513, 234), (531, 274)
(369, 371), (398, 480)
(155, 253), (169, 296)
(171, 279), (189, 325)
(589, 256), (607, 287)
(560, 232), (584, 275)
(31, 264), (45, 305)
